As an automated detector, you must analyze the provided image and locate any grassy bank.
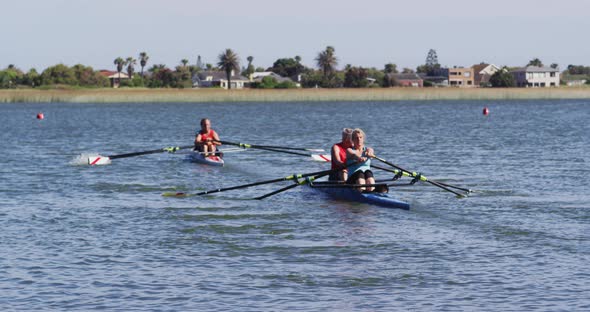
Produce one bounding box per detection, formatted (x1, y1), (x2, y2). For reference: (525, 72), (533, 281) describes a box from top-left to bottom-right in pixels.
(2, 87), (590, 103)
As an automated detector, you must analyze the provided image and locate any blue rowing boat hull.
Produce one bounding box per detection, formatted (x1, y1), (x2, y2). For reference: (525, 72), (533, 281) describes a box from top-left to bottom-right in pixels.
(310, 185), (410, 210)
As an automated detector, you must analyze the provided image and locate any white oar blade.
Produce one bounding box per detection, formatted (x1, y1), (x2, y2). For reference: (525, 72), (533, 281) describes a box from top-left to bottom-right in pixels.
(88, 155), (112, 165)
(311, 154), (331, 162)
(306, 148), (325, 152)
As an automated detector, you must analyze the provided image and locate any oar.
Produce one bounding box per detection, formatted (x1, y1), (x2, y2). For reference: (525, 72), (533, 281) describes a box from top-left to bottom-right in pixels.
(163, 168), (334, 197)
(215, 140), (324, 152)
(254, 172), (330, 200)
(372, 164), (472, 193)
(372, 156), (468, 198)
(88, 145), (194, 165)
(217, 140), (329, 161)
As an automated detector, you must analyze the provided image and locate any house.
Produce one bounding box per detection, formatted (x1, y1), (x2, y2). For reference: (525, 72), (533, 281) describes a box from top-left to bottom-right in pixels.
(192, 71), (249, 89)
(448, 66), (475, 87)
(418, 73), (449, 87)
(565, 79), (587, 87)
(99, 70), (129, 88)
(511, 66), (560, 87)
(250, 72), (300, 87)
(387, 73), (423, 87)
(472, 63), (500, 86)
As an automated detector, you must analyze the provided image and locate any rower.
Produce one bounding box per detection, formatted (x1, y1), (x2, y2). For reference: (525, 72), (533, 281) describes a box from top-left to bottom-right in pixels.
(194, 118), (221, 157)
(346, 128), (376, 192)
(329, 128), (353, 181)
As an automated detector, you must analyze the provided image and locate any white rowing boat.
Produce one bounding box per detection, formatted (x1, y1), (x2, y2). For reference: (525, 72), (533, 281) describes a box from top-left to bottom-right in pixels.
(187, 150), (224, 166)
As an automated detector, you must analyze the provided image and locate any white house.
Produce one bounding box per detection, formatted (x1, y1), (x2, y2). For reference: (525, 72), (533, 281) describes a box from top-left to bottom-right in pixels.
(192, 71), (249, 89)
(250, 72), (300, 87)
(511, 66), (560, 88)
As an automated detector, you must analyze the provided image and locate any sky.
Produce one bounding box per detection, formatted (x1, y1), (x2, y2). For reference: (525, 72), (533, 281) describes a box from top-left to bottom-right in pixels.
(2, 0), (590, 72)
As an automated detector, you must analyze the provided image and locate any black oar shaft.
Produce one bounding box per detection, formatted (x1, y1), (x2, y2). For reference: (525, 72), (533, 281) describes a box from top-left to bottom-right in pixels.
(374, 156), (466, 197)
(372, 164), (470, 192)
(216, 140), (318, 152)
(217, 140), (314, 157)
(195, 169), (333, 196)
(108, 145), (194, 160)
(255, 172), (331, 200)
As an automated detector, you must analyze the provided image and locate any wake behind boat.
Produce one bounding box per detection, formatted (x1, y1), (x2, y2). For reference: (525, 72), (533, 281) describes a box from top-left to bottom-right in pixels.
(187, 150), (224, 166)
(309, 181), (410, 210)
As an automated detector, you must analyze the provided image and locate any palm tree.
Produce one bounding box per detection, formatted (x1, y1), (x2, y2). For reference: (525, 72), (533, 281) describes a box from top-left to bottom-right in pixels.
(217, 49), (240, 89)
(114, 57), (126, 81)
(139, 52), (149, 77)
(245, 56), (254, 77)
(126, 57), (136, 78)
(527, 58), (543, 67)
(315, 46), (338, 78)
(181, 59), (189, 68)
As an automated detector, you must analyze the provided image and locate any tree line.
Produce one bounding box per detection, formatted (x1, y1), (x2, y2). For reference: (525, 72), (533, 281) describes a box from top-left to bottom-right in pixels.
(1, 47), (589, 89)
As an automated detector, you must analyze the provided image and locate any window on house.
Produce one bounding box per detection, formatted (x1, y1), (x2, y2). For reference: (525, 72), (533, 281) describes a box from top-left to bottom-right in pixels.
(550, 72), (556, 77)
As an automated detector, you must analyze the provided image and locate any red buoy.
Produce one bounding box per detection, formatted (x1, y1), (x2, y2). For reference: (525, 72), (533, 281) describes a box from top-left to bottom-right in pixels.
(483, 107), (489, 116)
(36, 112), (44, 120)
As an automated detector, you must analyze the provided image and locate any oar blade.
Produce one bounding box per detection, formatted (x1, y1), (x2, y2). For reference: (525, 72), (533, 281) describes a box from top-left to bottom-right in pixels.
(311, 154), (331, 162)
(88, 155), (112, 165)
(162, 192), (190, 197)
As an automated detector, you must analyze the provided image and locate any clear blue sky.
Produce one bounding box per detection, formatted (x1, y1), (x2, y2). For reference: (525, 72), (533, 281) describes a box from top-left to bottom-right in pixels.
(2, 0), (589, 72)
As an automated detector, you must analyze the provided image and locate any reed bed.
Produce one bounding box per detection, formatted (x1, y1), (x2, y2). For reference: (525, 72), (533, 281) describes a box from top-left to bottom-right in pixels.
(1, 87), (590, 103)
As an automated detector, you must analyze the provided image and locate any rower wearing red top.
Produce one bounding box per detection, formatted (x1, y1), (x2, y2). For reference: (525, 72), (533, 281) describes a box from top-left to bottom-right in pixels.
(329, 128), (353, 181)
(195, 118), (221, 157)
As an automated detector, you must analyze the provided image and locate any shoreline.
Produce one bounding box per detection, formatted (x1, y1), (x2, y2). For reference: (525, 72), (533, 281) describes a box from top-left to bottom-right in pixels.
(1, 88), (590, 103)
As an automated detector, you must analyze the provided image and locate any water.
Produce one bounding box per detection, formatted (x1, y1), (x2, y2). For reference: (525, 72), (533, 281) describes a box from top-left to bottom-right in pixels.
(1, 100), (588, 311)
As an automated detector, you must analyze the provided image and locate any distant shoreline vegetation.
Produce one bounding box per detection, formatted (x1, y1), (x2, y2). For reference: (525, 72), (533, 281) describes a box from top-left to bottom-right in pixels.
(2, 88), (590, 103)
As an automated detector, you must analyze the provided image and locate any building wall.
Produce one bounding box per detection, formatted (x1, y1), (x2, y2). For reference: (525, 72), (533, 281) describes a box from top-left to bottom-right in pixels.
(448, 67), (475, 87)
(513, 71), (560, 87)
(398, 80), (423, 87)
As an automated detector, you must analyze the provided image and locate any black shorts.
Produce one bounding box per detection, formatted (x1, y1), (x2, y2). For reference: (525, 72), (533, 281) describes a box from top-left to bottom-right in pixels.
(347, 170), (374, 184)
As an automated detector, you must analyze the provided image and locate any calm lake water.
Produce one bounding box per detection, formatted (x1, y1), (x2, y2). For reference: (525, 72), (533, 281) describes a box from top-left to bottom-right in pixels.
(1, 100), (588, 311)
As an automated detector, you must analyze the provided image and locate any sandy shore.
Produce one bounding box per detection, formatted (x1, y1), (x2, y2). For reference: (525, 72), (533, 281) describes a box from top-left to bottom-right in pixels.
(1, 87), (590, 103)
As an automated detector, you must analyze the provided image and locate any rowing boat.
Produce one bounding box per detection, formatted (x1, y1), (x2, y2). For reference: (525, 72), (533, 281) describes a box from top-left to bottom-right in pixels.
(309, 181), (410, 210)
(187, 150), (224, 166)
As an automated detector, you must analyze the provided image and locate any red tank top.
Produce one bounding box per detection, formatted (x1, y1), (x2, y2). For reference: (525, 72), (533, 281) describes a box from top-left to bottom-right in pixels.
(331, 142), (347, 169)
(200, 129), (217, 141)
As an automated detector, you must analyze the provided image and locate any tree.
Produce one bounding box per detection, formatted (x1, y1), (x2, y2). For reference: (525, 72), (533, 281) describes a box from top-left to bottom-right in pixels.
(382, 74), (398, 87)
(40, 64), (77, 85)
(139, 52), (149, 77)
(181, 59), (189, 68)
(384, 63), (398, 74)
(315, 46), (338, 79)
(402, 68), (415, 74)
(268, 57), (304, 78)
(196, 55), (203, 70)
(527, 58), (543, 67)
(243, 55), (254, 77)
(416, 49), (441, 75)
(426, 49), (439, 66)
(23, 68), (40, 87)
(71, 64), (107, 87)
(126, 57), (136, 78)
(217, 48), (240, 89)
(489, 67), (515, 87)
(344, 66), (369, 88)
(114, 57), (126, 81)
